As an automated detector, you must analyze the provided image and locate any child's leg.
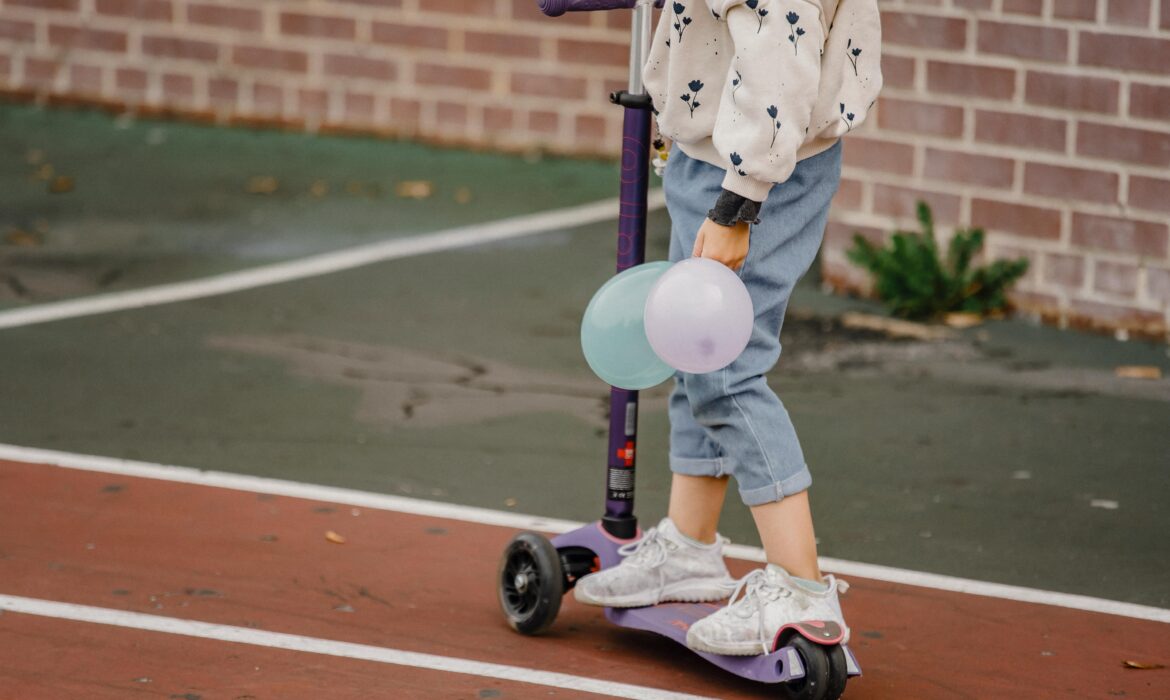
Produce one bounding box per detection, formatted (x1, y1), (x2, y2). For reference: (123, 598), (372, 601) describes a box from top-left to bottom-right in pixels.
(751, 491), (819, 580)
(667, 473), (730, 544)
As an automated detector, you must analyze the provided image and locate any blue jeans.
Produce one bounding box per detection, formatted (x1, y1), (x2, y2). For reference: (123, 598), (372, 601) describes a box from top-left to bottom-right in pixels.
(662, 142), (842, 506)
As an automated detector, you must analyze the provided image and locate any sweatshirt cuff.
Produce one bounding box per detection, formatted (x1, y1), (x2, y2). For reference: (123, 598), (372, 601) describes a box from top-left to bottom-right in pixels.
(720, 169), (774, 202)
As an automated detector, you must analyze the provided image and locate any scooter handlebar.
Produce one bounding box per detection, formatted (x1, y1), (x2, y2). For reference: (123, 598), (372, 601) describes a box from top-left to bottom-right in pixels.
(538, 0), (662, 17)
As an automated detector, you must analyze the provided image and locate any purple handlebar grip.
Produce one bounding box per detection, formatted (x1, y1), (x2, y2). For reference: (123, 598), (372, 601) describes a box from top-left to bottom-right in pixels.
(539, 0), (660, 17)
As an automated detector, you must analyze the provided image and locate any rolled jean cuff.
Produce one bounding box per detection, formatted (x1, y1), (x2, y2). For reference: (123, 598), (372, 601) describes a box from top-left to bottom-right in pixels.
(669, 454), (728, 478)
(738, 466), (813, 507)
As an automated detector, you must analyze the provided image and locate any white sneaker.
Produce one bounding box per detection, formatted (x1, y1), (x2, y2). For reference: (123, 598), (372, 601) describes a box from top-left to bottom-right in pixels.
(574, 517), (736, 608)
(686, 564), (850, 656)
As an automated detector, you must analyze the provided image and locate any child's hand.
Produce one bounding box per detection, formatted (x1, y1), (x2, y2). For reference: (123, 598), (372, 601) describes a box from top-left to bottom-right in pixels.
(692, 218), (751, 271)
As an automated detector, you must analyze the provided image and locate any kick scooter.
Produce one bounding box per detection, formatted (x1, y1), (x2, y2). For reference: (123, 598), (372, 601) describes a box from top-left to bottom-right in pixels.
(496, 1), (860, 697)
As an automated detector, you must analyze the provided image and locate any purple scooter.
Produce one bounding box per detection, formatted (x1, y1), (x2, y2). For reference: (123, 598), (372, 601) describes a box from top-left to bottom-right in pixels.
(497, 2), (860, 697)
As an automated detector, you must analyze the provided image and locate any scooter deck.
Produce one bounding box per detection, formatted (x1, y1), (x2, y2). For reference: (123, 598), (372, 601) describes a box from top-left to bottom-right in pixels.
(605, 603), (861, 684)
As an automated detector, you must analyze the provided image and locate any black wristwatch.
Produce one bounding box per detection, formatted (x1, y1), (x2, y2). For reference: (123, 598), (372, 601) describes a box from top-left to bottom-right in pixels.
(707, 188), (762, 226)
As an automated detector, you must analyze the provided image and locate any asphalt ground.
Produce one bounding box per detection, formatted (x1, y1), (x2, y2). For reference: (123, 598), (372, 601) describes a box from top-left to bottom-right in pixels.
(1, 101), (1168, 697)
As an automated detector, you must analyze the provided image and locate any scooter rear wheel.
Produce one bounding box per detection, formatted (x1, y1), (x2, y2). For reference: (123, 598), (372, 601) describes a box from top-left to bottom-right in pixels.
(498, 532), (564, 635)
(780, 634), (831, 700)
(822, 643), (848, 700)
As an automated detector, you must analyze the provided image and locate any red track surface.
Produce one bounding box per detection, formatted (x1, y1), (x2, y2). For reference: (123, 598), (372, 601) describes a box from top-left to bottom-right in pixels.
(1, 459), (1167, 699)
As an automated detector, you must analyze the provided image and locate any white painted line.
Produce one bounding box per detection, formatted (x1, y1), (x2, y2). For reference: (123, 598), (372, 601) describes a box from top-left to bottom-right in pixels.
(0, 190), (667, 331)
(0, 594), (712, 700)
(3, 442), (1168, 625)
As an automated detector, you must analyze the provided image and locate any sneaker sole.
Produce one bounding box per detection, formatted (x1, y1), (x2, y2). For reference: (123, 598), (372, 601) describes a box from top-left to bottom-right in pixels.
(686, 626), (853, 656)
(574, 578), (735, 608)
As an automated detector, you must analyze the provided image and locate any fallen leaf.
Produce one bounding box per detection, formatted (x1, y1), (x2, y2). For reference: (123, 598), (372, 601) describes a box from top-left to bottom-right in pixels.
(246, 176), (279, 194)
(4, 229), (41, 247)
(454, 186), (472, 204)
(943, 312), (982, 329)
(325, 530), (346, 544)
(31, 163), (54, 181)
(840, 312), (953, 341)
(48, 175), (74, 194)
(1114, 365), (1162, 380)
(1122, 660), (1165, 670)
(309, 180), (329, 197)
(395, 180), (434, 199)
(345, 181), (367, 196)
(504, 498), (518, 508)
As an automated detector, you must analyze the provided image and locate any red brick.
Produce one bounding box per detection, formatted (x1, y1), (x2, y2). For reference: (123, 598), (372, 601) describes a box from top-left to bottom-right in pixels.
(435, 101), (468, 127)
(1023, 163), (1118, 204)
(881, 54), (915, 90)
(483, 106), (513, 131)
(162, 72), (194, 99)
(22, 57), (58, 88)
(1129, 176), (1170, 215)
(953, 0), (992, 9)
(1001, 0), (1042, 14)
(69, 63), (103, 93)
(1068, 299), (1166, 333)
(252, 82), (283, 115)
(834, 178), (863, 210)
(48, 24), (128, 53)
(1079, 32), (1170, 74)
(841, 137), (914, 175)
(510, 72), (587, 100)
(1093, 261), (1138, 296)
(926, 61), (1015, 100)
(231, 46), (307, 73)
(882, 12), (967, 50)
(296, 88), (329, 116)
(1148, 267), (1170, 303)
(1164, 0), (1170, 29)
(0, 19), (35, 41)
(187, 3), (261, 31)
(1044, 253), (1085, 288)
(557, 38), (628, 66)
(465, 31), (540, 58)
(279, 12), (356, 40)
(208, 77), (237, 104)
(974, 110), (1066, 152)
(971, 199), (1061, 240)
(510, 0), (591, 26)
(574, 114), (608, 141)
(977, 21), (1067, 62)
(143, 35), (219, 62)
(390, 97), (421, 125)
(923, 148), (1014, 188)
(94, 0), (171, 21)
(528, 110), (559, 135)
(115, 67), (147, 91)
(427, 0), (497, 17)
(416, 62), (491, 91)
(334, 0), (402, 6)
(7, 0), (77, 9)
(872, 184), (961, 223)
(1054, 0), (1098, 20)
(323, 54), (396, 81)
(1129, 83), (1170, 120)
(0, 56), (10, 80)
(1071, 213), (1168, 257)
(1025, 71), (1119, 113)
(371, 21), (448, 50)
(344, 92), (375, 119)
(876, 97), (963, 137)
(1077, 122), (1170, 167)
(1106, 0), (1150, 26)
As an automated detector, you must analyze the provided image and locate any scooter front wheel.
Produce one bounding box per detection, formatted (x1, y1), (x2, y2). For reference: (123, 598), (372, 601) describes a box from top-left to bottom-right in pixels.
(780, 634), (832, 700)
(498, 532), (564, 635)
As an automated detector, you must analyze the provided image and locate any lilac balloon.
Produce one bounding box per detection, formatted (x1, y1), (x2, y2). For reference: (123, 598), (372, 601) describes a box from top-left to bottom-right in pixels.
(643, 258), (754, 374)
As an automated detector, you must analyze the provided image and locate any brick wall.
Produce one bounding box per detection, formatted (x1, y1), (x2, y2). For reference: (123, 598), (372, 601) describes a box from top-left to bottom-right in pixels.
(1, 0), (1167, 338)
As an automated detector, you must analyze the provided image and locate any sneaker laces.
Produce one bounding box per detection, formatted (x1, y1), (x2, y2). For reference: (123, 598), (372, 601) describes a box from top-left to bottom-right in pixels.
(617, 527), (677, 568)
(724, 569), (811, 655)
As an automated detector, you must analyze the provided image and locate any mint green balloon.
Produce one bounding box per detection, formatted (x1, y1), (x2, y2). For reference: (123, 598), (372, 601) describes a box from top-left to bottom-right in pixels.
(581, 261), (675, 390)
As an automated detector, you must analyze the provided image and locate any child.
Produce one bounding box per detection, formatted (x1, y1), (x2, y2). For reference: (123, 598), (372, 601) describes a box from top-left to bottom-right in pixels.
(574, 0), (882, 656)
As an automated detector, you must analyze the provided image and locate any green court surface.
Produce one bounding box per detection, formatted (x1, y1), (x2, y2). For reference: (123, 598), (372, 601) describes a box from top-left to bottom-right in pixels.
(2, 102), (1169, 608)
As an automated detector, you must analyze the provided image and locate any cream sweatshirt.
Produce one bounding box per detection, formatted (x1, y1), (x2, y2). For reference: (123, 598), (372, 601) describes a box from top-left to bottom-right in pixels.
(643, 0), (883, 202)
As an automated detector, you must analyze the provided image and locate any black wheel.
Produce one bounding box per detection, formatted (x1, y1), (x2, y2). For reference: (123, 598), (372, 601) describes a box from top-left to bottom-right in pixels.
(780, 634), (831, 700)
(822, 644), (848, 700)
(497, 532), (564, 635)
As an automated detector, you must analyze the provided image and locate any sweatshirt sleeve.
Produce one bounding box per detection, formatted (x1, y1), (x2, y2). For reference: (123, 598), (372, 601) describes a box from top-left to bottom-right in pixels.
(708, 0), (826, 202)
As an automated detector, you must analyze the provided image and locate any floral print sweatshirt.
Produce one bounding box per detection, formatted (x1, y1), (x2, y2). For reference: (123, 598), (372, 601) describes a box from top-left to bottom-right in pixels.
(644, 0), (882, 202)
